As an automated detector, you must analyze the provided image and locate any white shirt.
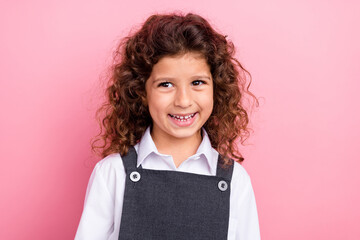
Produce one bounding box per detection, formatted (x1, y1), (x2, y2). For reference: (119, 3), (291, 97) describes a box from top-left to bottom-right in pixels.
(75, 128), (260, 240)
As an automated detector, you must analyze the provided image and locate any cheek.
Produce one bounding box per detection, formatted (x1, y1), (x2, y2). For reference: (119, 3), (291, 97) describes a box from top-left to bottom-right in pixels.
(147, 93), (169, 117)
(207, 100), (214, 116)
(201, 90), (214, 111)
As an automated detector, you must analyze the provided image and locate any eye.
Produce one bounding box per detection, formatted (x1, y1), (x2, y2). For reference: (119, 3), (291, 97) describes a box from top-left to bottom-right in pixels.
(158, 82), (173, 88)
(192, 80), (206, 86)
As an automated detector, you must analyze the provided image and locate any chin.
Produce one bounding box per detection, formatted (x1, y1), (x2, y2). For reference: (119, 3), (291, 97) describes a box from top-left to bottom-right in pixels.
(168, 127), (201, 139)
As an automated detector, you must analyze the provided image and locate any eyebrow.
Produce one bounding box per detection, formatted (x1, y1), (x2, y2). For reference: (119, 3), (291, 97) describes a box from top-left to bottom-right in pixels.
(192, 75), (212, 80)
(153, 75), (212, 82)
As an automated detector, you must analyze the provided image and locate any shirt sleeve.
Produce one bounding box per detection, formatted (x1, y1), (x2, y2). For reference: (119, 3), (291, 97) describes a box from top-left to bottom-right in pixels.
(230, 163), (261, 240)
(75, 162), (115, 240)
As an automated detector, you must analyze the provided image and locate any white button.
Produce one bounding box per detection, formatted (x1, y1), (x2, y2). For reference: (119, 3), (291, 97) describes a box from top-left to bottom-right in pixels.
(218, 180), (228, 191)
(130, 171), (141, 182)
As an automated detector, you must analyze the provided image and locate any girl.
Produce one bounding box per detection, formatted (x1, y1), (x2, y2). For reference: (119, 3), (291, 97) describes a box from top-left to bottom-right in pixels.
(75, 13), (260, 240)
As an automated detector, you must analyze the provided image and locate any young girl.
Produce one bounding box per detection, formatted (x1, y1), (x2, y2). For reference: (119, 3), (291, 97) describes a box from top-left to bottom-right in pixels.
(75, 13), (260, 240)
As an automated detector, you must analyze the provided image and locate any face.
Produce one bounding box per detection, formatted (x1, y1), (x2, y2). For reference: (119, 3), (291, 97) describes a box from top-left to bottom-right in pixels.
(145, 52), (214, 143)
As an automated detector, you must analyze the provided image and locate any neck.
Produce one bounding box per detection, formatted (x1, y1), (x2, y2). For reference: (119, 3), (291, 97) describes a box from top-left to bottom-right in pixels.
(151, 129), (202, 168)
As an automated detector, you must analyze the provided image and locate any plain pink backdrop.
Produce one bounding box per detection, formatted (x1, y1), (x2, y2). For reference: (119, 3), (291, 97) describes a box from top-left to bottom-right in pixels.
(1, 0), (359, 239)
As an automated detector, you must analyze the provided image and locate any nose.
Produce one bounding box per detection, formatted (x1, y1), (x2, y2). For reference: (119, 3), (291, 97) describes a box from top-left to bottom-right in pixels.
(174, 86), (192, 108)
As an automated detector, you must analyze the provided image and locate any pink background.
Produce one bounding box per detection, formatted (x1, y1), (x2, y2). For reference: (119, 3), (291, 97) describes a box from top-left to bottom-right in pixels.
(1, 0), (359, 239)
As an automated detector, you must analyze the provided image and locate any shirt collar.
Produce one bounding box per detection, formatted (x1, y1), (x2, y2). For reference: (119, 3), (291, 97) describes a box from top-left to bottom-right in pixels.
(196, 128), (217, 174)
(135, 127), (158, 167)
(135, 127), (217, 172)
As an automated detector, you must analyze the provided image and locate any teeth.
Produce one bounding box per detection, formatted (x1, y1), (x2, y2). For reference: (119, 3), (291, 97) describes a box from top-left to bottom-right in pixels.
(170, 113), (195, 121)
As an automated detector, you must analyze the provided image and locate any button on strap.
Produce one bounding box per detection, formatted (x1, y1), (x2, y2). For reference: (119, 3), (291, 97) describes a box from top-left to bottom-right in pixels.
(130, 171), (141, 182)
(218, 180), (228, 191)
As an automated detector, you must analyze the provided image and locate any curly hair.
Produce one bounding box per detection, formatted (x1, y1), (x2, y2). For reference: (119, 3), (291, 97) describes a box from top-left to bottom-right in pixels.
(92, 13), (258, 165)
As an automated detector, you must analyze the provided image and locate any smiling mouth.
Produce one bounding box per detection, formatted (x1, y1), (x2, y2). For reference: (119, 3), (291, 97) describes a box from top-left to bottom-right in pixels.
(169, 113), (196, 122)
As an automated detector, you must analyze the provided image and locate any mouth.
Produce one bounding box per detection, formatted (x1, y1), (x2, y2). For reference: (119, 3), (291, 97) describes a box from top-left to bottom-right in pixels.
(168, 113), (196, 122)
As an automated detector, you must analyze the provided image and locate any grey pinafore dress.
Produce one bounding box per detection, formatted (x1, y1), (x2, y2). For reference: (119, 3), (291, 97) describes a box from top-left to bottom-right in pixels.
(118, 147), (234, 240)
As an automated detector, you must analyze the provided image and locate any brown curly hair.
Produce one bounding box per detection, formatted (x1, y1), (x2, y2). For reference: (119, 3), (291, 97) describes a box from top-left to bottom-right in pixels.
(92, 13), (258, 165)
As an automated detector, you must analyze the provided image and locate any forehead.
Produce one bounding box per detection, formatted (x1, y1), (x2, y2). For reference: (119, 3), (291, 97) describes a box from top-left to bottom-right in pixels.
(150, 52), (211, 79)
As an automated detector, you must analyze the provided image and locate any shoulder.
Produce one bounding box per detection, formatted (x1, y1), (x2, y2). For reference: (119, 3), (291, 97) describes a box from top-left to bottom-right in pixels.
(92, 153), (125, 182)
(95, 153), (123, 169)
(231, 161), (252, 188)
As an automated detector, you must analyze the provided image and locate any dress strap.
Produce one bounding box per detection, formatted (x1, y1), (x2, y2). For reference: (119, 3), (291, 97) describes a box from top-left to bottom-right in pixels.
(121, 146), (138, 173)
(215, 154), (234, 181)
